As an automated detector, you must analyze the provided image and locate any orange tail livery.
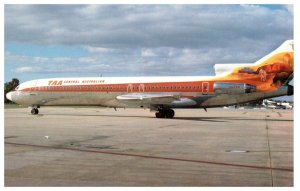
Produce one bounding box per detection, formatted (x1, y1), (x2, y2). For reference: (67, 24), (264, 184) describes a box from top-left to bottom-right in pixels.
(215, 40), (293, 92)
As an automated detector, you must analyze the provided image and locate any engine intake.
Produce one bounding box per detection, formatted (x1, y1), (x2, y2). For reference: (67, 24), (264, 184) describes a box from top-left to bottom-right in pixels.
(287, 85), (293, 96)
(214, 82), (256, 94)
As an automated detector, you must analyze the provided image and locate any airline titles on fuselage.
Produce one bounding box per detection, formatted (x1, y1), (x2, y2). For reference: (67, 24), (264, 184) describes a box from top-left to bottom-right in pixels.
(48, 80), (105, 86)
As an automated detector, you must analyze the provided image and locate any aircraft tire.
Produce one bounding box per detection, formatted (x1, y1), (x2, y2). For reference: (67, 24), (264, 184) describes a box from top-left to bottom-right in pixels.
(155, 109), (175, 118)
(155, 111), (165, 118)
(165, 109), (175, 118)
(31, 108), (39, 115)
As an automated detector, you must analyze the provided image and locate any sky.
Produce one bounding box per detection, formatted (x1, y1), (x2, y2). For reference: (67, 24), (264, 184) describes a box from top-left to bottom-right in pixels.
(4, 4), (294, 100)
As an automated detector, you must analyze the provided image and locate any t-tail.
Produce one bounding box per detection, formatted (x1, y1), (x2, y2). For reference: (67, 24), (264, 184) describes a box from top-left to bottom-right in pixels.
(216, 40), (294, 95)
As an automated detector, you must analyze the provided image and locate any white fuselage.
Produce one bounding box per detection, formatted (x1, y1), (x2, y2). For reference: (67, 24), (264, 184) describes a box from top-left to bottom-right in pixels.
(6, 76), (289, 109)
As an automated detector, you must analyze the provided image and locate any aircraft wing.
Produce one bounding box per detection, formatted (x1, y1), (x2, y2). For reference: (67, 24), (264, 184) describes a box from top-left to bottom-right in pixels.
(116, 93), (180, 105)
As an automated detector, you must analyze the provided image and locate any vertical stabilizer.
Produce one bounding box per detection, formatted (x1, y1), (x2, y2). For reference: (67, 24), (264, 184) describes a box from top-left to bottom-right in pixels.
(218, 40), (294, 92)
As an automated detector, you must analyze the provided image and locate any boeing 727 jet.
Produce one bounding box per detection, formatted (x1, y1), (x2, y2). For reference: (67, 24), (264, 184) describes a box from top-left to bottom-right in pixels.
(6, 40), (294, 118)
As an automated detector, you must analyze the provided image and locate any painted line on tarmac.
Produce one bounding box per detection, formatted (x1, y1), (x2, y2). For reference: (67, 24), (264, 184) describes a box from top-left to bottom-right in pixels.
(5, 141), (293, 172)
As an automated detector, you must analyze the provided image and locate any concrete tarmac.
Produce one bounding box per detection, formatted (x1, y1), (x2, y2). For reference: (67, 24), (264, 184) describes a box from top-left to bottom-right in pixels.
(4, 107), (293, 186)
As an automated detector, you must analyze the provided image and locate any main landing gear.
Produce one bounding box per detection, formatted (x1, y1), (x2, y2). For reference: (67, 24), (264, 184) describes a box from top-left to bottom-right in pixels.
(155, 108), (175, 118)
(31, 106), (40, 115)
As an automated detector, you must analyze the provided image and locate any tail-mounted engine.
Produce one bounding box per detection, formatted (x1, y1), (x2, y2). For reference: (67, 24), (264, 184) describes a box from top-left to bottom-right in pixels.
(214, 82), (256, 94)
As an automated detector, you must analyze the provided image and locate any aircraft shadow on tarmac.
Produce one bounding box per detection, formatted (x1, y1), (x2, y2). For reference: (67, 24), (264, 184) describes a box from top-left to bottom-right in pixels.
(38, 113), (293, 123)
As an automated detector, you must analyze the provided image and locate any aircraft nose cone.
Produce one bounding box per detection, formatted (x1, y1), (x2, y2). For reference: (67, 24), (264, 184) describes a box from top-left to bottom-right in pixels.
(6, 92), (13, 101)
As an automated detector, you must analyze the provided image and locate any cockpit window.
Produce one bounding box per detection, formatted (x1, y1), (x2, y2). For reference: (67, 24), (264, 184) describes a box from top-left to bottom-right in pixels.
(15, 86), (20, 90)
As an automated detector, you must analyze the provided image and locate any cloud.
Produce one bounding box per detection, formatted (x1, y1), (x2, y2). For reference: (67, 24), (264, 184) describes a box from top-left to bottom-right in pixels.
(284, 4), (293, 15)
(6, 44), (259, 77)
(16, 66), (37, 73)
(4, 4), (293, 81)
(5, 5), (293, 49)
(85, 46), (113, 53)
(141, 49), (157, 57)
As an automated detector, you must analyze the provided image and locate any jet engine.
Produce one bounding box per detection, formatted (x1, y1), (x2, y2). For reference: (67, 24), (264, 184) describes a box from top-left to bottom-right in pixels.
(214, 82), (256, 94)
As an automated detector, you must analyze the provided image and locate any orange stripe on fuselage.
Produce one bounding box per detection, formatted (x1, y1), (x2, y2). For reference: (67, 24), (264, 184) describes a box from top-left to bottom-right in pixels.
(21, 81), (214, 93)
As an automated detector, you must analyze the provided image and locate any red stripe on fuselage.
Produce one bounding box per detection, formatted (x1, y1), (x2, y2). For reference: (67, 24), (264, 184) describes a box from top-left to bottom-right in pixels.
(20, 81), (214, 93)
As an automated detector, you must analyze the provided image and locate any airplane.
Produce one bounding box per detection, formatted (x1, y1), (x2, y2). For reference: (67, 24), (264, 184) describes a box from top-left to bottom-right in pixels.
(278, 102), (293, 109)
(263, 99), (293, 109)
(262, 99), (278, 109)
(6, 40), (294, 118)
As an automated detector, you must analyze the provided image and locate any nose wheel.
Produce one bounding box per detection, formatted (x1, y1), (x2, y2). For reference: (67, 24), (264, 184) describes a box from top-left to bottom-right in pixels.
(155, 109), (175, 118)
(31, 108), (39, 115)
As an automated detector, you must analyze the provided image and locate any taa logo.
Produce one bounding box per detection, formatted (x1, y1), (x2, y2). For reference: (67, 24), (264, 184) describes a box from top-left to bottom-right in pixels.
(48, 80), (63, 86)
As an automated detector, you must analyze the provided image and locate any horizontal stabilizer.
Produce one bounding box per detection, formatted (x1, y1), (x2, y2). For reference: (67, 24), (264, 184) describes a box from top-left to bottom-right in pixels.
(214, 63), (253, 76)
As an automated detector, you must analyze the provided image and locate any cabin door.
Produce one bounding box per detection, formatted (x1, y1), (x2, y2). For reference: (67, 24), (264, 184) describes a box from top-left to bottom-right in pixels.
(139, 84), (145, 92)
(127, 84), (133, 92)
(202, 82), (209, 95)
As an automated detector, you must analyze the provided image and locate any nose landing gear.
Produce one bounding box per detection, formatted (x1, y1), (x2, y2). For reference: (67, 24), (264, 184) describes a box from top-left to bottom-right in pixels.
(31, 108), (39, 115)
(31, 105), (40, 115)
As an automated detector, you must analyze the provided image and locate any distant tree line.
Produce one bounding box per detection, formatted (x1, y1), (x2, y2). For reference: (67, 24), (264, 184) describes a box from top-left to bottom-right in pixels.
(4, 78), (19, 103)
